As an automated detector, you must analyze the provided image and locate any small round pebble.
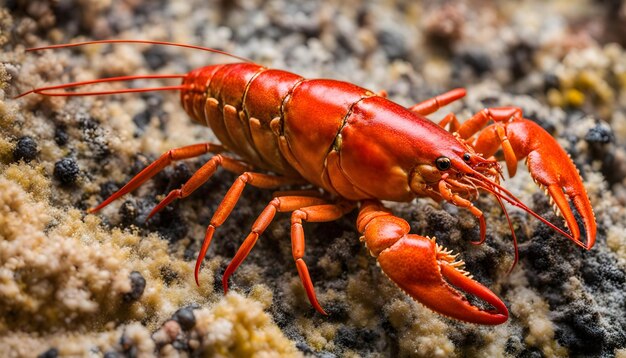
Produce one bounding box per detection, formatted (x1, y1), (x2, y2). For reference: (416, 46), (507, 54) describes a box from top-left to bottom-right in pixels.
(54, 126), (69, 146)
(172, 306), (196, 330)
(123, 271), (146, 302)
(13, 136), (38, 162)
(53, 157), (80, 185)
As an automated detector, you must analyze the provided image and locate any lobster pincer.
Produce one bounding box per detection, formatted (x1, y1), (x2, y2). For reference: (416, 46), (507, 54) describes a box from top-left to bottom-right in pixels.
(455, 107), (596, 249)
(357, 200), (509, 325)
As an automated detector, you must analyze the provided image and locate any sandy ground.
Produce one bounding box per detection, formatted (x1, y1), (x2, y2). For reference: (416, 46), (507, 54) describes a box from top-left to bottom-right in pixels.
(1, 0), (626, 357)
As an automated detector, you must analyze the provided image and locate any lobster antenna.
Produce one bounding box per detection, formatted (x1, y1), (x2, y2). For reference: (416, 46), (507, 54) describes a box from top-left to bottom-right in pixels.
(26, 39), (253, 63)
(14, 74), (188, 99)
(470, 172), (580, 247)
(495, 194), (519, 273)
(17, 40), (252, 99)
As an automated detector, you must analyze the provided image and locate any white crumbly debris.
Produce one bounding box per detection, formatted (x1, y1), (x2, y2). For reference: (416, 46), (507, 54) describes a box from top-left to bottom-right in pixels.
(193, 292), (300, 357)
(507, 270), (567, 357)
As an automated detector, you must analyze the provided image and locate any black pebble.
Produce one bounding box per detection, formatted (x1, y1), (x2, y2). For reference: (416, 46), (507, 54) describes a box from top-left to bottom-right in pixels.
(99, 181), (120, 199)
(37, 348), (58, 358)
(544, 73), (560, 91)
(132, 110), (151, 136)
(509, 42), (534, 80)
(454, 50), (492, 77)
(377, 28), (408, 60)
(143, 46), (169, 70)
(54, 125), (69, 146)
(123, 271), (146, 302)
(585, 123), (613, 144)
(172, 306), (196, 330)
(13, 136), (38, 162)
(54, 157), (80, 185)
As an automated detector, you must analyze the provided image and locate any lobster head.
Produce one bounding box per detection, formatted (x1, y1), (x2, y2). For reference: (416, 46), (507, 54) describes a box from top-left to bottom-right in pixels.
(407, 114), (595, 252)
(409, 142), (501, 203)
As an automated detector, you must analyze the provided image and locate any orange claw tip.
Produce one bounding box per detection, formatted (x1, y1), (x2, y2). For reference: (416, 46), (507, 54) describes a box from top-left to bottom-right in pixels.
(504, 119), (597, 251)
(88, 199), (115, 214)
(147, 189), (180, 221)
(470, 215), (487, 245)
(194, 226), (216, 287)
(314, 305), (329, 316)
(193, 265), (201, 287)
(87, 203), (106, 214)
(439, 263), (508, 325)
(193, 247), (206, 287)
(295, 259), (328, 315)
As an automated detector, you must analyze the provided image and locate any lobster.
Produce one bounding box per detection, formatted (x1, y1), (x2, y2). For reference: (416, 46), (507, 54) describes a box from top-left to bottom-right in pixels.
(17, 40), (597, 325)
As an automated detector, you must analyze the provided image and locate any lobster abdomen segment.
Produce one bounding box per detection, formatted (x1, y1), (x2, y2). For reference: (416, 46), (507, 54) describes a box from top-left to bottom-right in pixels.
(181, 64), (374, 186)
(182, 63), (294, 173)
(282, 79), (371, 188)
(243, 69), (304, 175)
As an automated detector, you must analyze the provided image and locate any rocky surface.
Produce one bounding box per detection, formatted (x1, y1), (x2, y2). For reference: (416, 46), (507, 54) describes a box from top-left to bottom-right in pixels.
(2, 0), (626, 357)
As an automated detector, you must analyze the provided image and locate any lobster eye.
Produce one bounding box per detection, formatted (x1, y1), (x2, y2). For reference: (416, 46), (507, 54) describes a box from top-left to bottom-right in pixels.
(435, 156), (451, 171)
(463, 153), (471, 162)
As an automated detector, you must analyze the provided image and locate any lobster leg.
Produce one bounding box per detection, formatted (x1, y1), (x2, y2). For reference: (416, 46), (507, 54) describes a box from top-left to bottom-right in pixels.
(290, 202), (354, 314)
(221, 195), (327, 293)
(408, 88), (466, 116)
(222, 196), (352, 315)
(194, 173), (303, 285)
(146, 154), (250, 219)
(439, 174), (487, 244)
(357, 200), (509, 325)
(89, 143), (225, 213)
(437, 113), (462, 133)
(459, 107), (596, 249)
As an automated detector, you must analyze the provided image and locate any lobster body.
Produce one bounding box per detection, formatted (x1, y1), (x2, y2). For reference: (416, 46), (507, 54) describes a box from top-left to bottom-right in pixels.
(181, 63), (466, 202)
(20, 40), (597, 325)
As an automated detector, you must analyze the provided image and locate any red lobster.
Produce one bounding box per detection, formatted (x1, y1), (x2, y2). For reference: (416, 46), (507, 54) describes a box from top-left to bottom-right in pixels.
(18, 40), (596, 325)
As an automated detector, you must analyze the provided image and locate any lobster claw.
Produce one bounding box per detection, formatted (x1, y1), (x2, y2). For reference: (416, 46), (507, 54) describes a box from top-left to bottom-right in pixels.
(377, 234), (508, 325)
(474, 118), (596, 249)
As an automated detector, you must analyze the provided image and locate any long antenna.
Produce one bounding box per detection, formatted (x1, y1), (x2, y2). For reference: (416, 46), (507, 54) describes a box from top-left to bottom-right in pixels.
(27, 39), (253, 63)
(469, 172), (581, 247)
(14, 74), (187, 98)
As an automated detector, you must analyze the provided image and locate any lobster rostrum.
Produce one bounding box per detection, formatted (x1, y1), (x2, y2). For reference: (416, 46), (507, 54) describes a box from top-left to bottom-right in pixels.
(18, 40), (597, 325)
